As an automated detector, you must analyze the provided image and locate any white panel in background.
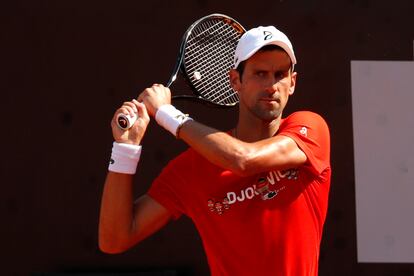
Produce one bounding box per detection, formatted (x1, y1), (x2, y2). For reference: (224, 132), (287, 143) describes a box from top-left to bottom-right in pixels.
(351, 61), (414, 263)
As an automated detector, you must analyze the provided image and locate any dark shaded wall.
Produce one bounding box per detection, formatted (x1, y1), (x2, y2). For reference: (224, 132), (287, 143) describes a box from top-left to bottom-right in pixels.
(2, 0), (414, 275)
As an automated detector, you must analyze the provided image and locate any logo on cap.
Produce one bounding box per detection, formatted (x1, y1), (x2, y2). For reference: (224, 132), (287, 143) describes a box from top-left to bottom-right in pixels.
(263, 31), (273, 40)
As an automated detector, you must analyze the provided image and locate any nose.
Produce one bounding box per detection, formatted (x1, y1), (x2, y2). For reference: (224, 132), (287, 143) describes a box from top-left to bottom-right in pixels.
(264, 77), (279, 94)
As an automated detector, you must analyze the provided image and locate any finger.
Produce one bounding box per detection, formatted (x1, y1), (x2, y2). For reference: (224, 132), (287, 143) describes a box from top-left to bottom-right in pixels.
(122, 101), (138, 113)
(137, 89), (153, 104)
(132, 99), (140, 107)
(137, 91), (147, 102)
(135, 100), (150, 121)
(119, 106), (135, 116)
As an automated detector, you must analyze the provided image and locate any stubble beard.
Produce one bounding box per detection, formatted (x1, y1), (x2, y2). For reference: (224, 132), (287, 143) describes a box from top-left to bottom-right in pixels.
(251, 104), (282, 123)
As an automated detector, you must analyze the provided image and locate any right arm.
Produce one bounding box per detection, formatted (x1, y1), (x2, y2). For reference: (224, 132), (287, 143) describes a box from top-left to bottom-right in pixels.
(98, 100), (172, 254)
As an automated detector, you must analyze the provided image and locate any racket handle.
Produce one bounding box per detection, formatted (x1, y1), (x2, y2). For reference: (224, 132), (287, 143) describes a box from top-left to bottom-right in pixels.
(116, 113), (137, 130)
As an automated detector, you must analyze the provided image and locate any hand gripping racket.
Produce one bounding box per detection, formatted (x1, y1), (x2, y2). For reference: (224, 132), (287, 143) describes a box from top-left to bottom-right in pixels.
(116, 13), (245, 129)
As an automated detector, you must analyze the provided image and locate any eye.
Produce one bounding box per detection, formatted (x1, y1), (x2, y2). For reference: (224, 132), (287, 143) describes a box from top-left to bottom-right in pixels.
(256, 71), (266, 77)
(275, 70), (288, 80)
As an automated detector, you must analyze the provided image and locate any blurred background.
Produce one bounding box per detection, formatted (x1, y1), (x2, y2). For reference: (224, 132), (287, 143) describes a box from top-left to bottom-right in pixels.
(2, 0), (414, 275)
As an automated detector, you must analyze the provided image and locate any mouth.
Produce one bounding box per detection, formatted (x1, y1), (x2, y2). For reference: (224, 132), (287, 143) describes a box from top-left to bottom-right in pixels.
(260, 97), (280, 104)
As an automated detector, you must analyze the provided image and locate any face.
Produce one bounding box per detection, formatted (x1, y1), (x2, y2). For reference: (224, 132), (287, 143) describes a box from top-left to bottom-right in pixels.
(230, 49), (297, 122)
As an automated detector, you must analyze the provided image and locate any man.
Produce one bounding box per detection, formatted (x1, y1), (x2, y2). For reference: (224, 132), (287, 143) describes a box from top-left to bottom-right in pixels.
(99, 26), (331, 276)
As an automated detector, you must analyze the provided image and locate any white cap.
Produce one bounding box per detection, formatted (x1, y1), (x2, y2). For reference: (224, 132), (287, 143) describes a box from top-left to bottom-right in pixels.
(234, 26), (296, 69)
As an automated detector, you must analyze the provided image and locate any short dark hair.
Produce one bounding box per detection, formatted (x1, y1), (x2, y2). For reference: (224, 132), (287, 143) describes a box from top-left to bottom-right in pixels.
(235, 45), (292, 81)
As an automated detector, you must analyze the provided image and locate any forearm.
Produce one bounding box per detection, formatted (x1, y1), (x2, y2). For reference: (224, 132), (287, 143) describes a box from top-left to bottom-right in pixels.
(178, 120), (250, 175)
(178, 120), (307, 176)
(99, 172), (136, 253)
(100, 97), (174, 253)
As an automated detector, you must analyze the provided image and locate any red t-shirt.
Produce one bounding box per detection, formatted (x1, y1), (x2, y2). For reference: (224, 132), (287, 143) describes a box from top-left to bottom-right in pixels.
(148, 111), (331, 276)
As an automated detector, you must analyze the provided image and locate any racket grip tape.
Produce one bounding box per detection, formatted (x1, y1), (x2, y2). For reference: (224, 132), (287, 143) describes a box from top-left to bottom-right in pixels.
(116, 113), (137, 130)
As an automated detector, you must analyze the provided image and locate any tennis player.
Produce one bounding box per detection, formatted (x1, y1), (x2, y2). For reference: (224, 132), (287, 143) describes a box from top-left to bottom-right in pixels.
(99, 26), (331, 276)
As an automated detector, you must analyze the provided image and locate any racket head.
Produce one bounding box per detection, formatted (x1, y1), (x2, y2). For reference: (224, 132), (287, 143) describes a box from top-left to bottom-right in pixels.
(172, 14), (245, 107)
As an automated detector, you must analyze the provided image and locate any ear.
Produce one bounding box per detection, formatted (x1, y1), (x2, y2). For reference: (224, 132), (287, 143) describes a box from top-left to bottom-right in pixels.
(229, 69), (241, 92)
(289, 71), (297, 95)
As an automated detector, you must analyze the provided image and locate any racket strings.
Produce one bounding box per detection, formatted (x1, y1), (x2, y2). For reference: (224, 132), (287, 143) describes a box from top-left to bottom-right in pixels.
(185, 22), (234, 78)
(184, 18), (242, 105)
(187, 22), (237, 102)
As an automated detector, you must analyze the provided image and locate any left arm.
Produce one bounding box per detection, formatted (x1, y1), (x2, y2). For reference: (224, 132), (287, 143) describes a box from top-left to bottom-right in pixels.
(137, 84), (306, 176)
(178, 120), (306, 176)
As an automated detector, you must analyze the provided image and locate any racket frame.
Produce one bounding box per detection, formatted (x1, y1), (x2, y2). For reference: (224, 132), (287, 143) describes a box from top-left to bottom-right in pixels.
(168, 13), (245, 107)
(117, 13), (245, 130)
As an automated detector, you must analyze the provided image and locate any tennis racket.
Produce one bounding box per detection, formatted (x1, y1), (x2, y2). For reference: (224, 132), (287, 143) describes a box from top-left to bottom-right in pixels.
(117, 13), (245, 130)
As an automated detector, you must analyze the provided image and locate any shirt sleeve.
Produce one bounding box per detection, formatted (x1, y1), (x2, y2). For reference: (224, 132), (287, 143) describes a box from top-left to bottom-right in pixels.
(278, 111), (331, 176)
(147, 150), (193, 220)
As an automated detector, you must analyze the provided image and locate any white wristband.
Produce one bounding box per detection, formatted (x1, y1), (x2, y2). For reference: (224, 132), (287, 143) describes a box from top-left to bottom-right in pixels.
(108, 142), (142, 174)
(155, 104), (193, 137)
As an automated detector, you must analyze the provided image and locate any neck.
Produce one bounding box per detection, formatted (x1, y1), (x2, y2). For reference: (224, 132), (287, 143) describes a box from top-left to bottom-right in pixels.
(234, 116), (282, 142)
